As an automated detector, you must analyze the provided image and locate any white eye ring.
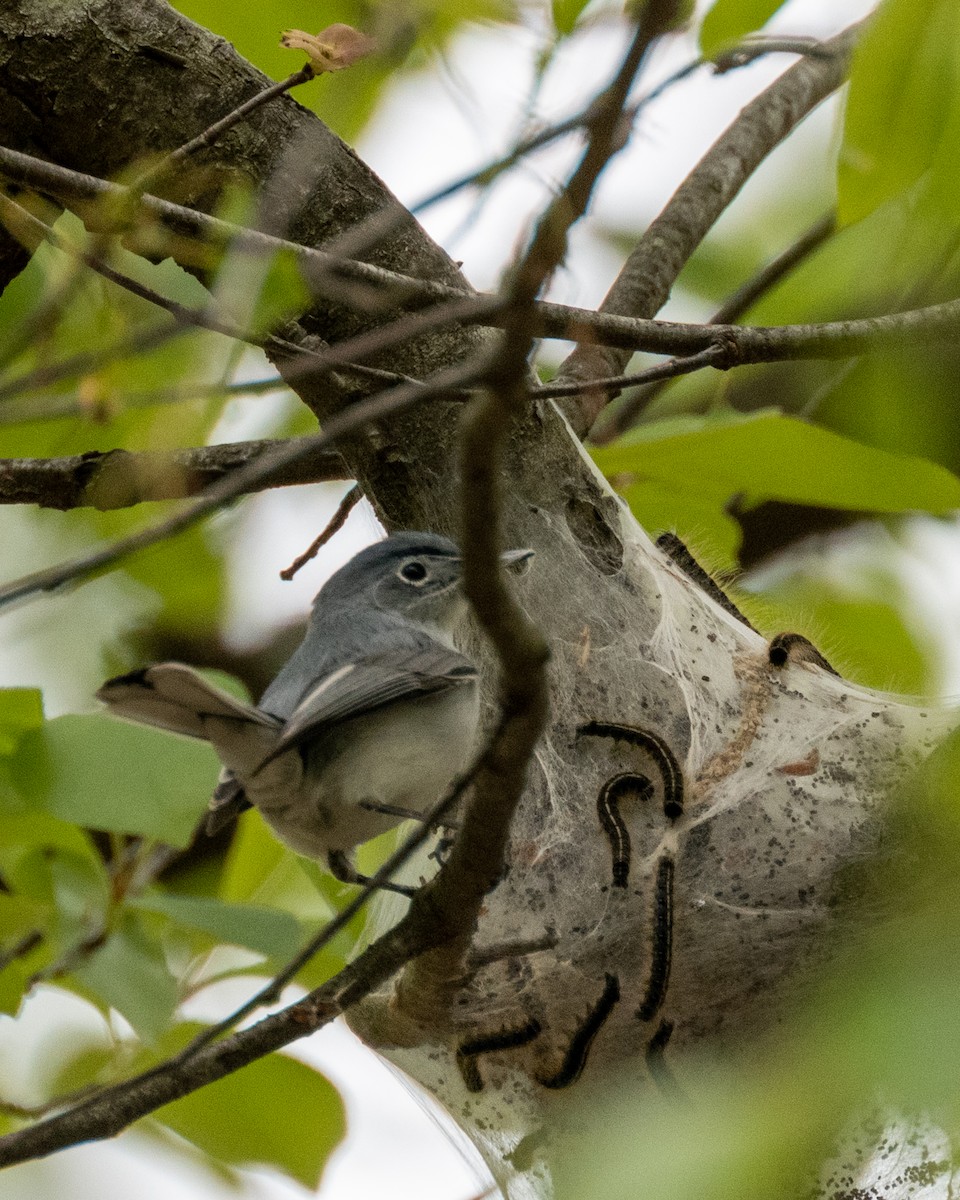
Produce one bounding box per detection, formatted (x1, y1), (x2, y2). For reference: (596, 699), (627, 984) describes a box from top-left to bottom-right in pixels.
(398, 560), (429, 584)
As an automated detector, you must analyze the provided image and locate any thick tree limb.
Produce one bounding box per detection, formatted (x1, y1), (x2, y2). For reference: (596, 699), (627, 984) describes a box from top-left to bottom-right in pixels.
(554, 22), (863, 435)
(0, 440), (347, 510)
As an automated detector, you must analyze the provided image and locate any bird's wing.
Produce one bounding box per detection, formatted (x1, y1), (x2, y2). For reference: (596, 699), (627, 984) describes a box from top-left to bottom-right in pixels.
(261, 645), (477, 766)
(97, 663), (278, 740)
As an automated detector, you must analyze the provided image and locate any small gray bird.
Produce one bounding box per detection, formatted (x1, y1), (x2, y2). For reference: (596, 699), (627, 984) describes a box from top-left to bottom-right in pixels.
(97, 531), (533, 894)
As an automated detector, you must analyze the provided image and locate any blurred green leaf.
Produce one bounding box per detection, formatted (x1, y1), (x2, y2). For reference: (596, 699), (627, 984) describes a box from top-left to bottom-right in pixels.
(75, 913), (180, 1043)
(594, 410), (960, 515)
(218, 811), (356, 989)
(213, 243), (311, 341)
(93, 515), (228, 638)
(44, 1037), (119, 1099)
(616, 475), (744, 570)
(219, 807), (294, 904)
(157, 1046), (346, 1187)
(14, 715), (216, 846)
(552, 0), (592, 36)
(699, 0), (788, 56)
(838, 0), (960, 227)
(134, 890), (302, 959)
(0, 893), (46, 1014)
(0, 812), (102, 867)
(0, 689), (43, 757)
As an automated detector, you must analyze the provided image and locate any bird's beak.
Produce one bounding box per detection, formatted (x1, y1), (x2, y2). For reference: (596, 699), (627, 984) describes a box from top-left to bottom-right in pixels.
(501, 547), (535, 576)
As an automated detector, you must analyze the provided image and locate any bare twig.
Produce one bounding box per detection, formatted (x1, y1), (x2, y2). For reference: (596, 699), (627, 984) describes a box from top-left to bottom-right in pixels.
(553, 21), (863, 435)
(134, 68), (314, 193)
(410, 57), (704, 216)
(165, 717), (508, 1070)
(5, 145), (960, 385)
(0, 193), (435, 402)
(0, 440), (347, 510)
(0, 930), (42, 971)
(0, 147), (480, 316)
(536, 343), (727, 401)
(408, 35), (835, 219)
(0, 375), (285, 426)
(279, 483), (363, 579)
(704, 211), (837, 328)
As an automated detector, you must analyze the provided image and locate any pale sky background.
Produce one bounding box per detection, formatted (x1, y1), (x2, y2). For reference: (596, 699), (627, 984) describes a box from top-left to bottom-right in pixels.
(7, 0), (960, 1198)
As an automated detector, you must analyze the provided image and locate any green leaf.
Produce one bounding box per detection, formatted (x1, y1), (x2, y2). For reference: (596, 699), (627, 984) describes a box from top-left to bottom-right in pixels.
(0, 894), (46, 1014)
(838, 0), (960, 226)
(552, 0), (592, 36)
(14, 715), (216, 846)
(93, 515), (227, 638)
(0, 811), (103, 865)
(0, 689), (43, 757)
(133, 891), (302, 960)
(75, 913), (179, 1044)
(594, 411), (960, 515)
(157, 1049), (346, 1187)
(699, 0), (789, 56)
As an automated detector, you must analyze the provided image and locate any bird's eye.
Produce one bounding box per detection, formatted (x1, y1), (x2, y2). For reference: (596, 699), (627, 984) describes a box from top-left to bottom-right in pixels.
(399, 560), (428, 583)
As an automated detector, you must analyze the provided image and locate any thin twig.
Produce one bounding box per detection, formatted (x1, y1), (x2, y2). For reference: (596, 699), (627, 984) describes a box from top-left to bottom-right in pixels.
(0, 930), (43, 971)
(0, 194), (427, 402)
(410, 57), (704, 215)
(537, 343), (727, 400)
(5, 145), (960, 384)
(166, 717), (508, 1068)
(0, 375), (285, 426)
(0, 191), (485, 406)
(134, 68), (314, 193)
(707, 211), (837, 327)
(279, 483), (363, 580)
(407, 36), (836, 218)
(395, 3), (670, 1031)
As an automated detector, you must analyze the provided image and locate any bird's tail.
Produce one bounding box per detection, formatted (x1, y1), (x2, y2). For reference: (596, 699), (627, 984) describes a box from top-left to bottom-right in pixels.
(98, 664), (303, 830)
(97, 663), (274, 740)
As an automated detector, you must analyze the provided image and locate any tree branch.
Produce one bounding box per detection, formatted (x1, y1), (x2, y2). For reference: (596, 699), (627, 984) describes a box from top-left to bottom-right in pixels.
(279, 483), (363, 579)
(553, 21), (863, 435)
(0, 440), (348, 510)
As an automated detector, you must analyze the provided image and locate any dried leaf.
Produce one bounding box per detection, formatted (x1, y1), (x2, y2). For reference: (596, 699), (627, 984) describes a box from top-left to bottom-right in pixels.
(280, 24), (375, 75)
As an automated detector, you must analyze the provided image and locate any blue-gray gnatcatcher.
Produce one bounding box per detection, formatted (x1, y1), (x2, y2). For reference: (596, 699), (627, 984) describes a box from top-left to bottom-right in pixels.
(97, 531), (533, 894)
